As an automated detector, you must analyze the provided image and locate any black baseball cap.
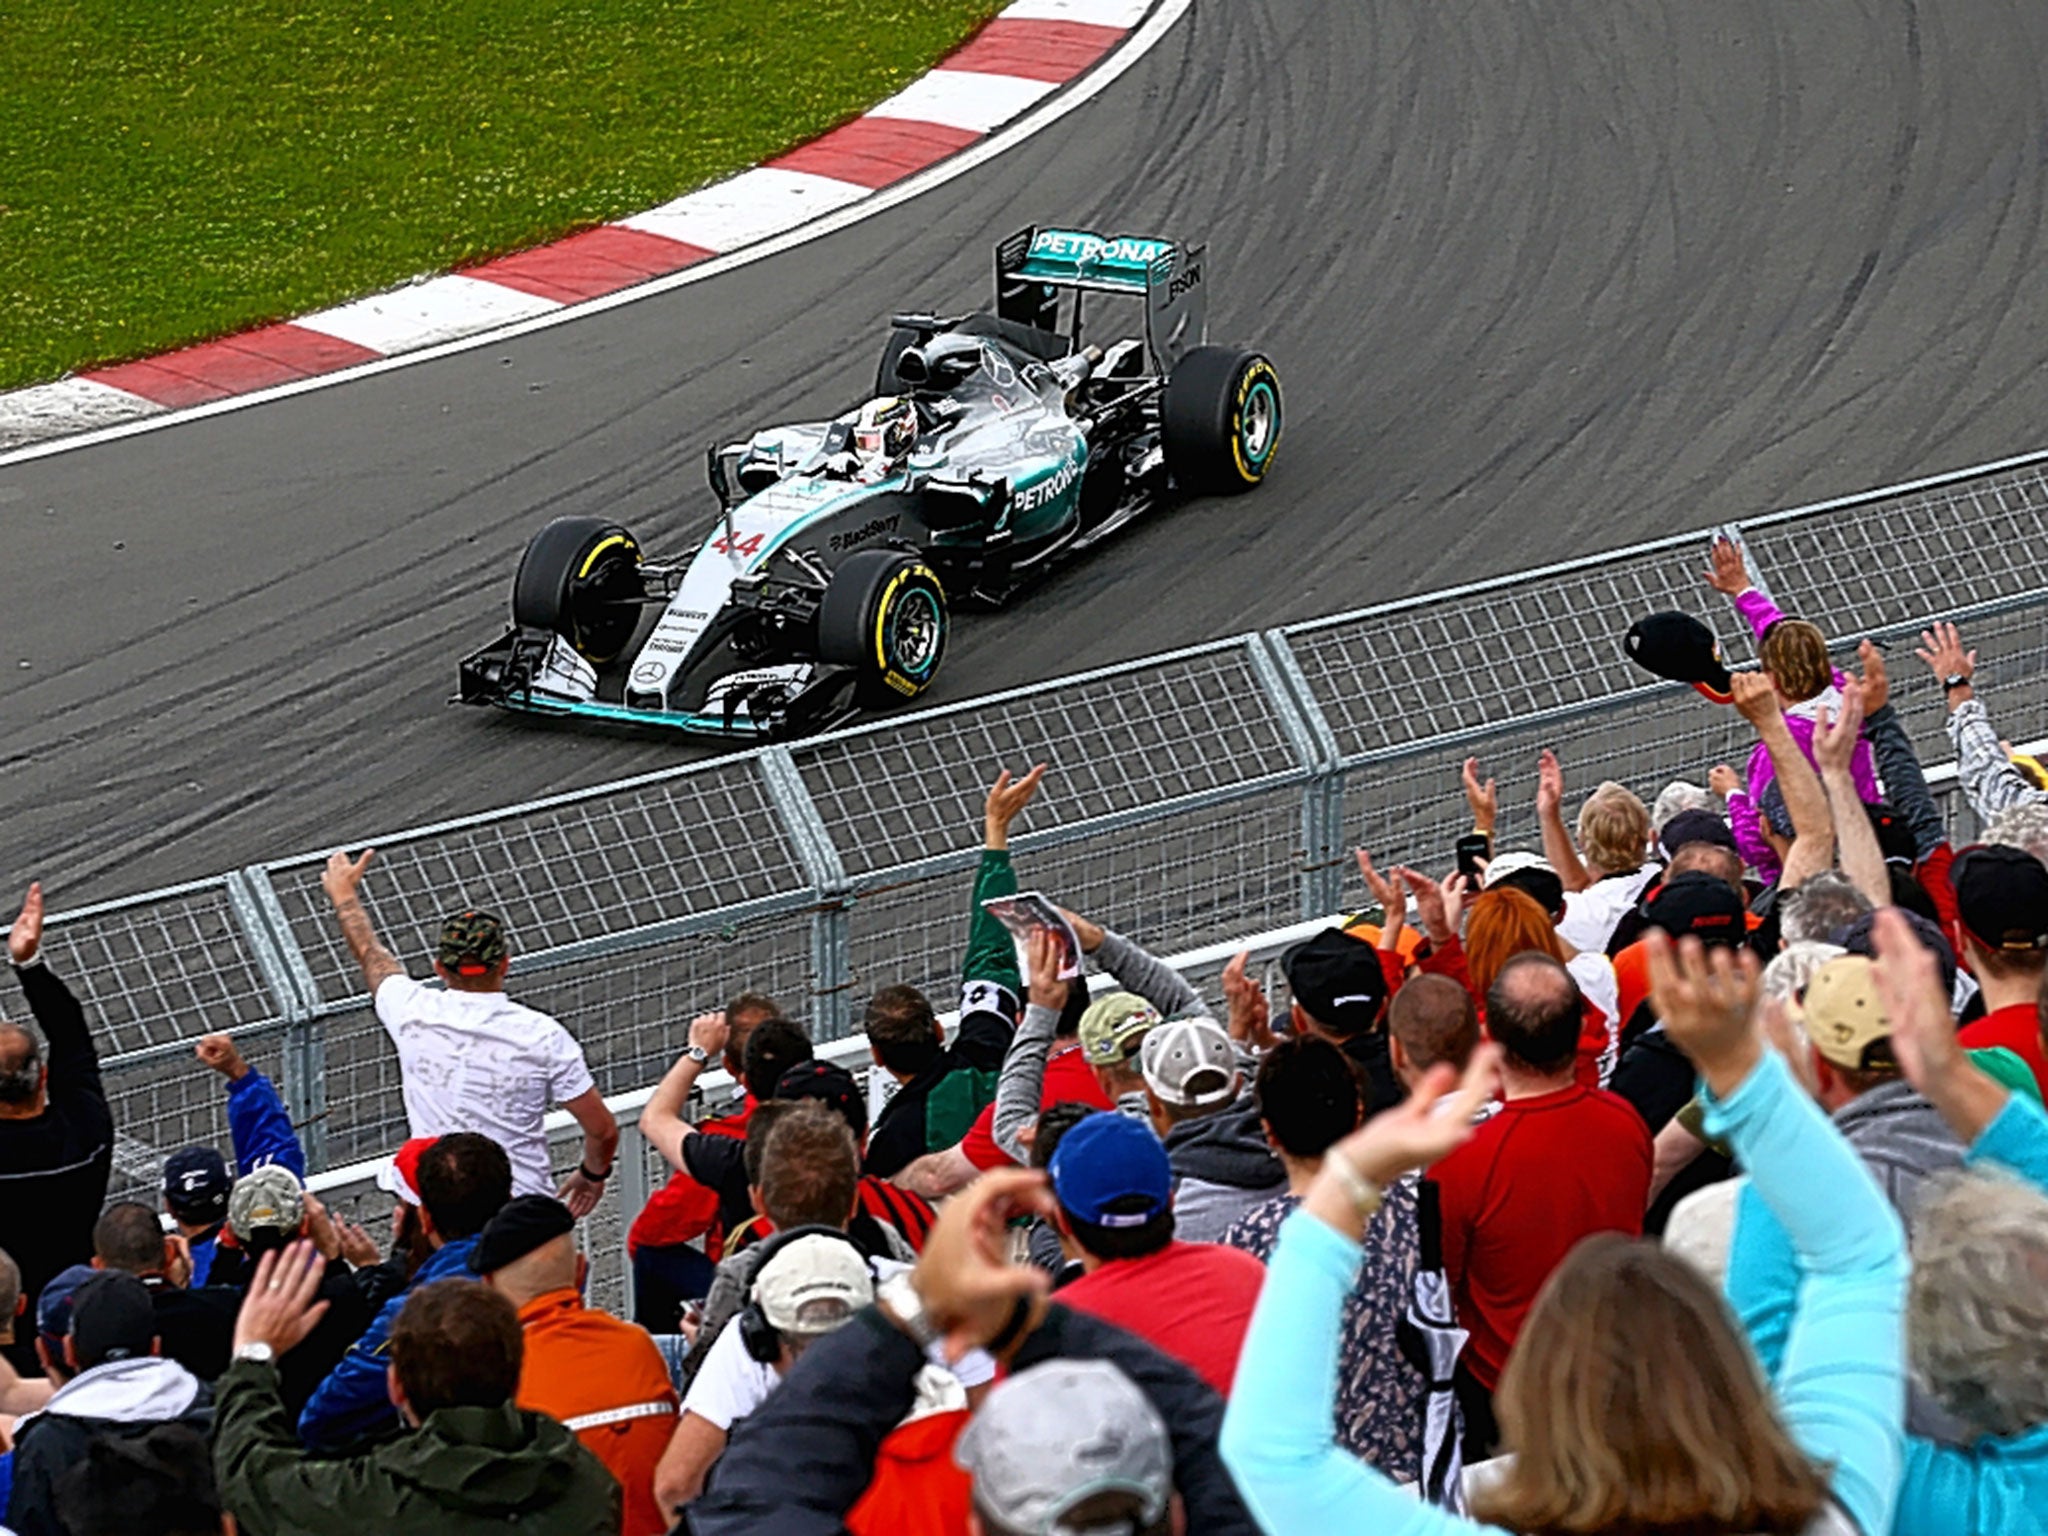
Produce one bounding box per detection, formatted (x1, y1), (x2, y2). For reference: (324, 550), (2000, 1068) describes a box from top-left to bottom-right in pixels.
(435, 910), (509, 976)
(774, 1060), (869, 1141)
(1642, 871), (1747, 947)
(1625, 611), (1734, 704)
(71, 1272), (157, 1369)
(1660, 809), (1738, 859)
(162, 1146), (231, 1223)
(1953, 845), (2048, 954)
(1282, 929), (1389, 1035)
(468, 1194), (576, 1275)
(1867, 803), (1917, 867)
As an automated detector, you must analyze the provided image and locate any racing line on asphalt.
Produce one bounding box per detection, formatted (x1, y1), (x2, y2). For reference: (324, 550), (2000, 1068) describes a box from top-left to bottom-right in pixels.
(7, 0), (2048, 903)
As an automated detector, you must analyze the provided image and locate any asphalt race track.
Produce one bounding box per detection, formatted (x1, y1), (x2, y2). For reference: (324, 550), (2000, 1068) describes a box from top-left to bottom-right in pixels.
(8, 0), (2048, 905)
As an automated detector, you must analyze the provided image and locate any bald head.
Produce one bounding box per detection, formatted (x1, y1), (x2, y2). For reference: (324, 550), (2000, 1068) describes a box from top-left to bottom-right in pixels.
(1667, 841), (1744, 897)
(480, 1231), (578, 1307)
(1388, 976), (1479, 1084)
(0, 1021), (44, 1113)
(1485, 953), (1583, 1077)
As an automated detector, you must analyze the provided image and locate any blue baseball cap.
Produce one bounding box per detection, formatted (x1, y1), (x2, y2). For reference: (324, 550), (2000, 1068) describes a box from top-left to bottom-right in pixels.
(163, 1145), (232, 1222)
(1049, 1112), (1171, 1228)
(36, 1263), (100, 1346)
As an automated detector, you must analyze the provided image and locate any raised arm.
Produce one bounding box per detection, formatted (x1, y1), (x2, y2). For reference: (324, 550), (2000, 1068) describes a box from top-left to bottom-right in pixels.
(1536, 749), (1594, 892)
(639, 1013), (729, 1171)
(1857, 642), (1944, 860)
(9, 883), (105, 1103)
(1813, 682), (1888, 905)
(964, 766), (1043, 995)
(1732, 675), (1835, 888)
(1651, 932), (1907, 1536)
(1221, 1047), (1503, 1536)
(197, 1033), (307, 1180)
(991, 930), (1067, 1165)
(1918, 621), (2048, 822)
(320, 851), (406, 995)
(1079, 913), (1206, 1020)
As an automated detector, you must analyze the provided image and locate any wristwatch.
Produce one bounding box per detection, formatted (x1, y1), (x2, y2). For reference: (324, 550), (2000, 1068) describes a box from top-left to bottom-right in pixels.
(876, 1272), (940, 1350)
(1323, 1146), (1385, 1222)
(1944, 673), (1971, 692)
(685, 1043), (711, 1066)
(233, 1341), (275, 1365)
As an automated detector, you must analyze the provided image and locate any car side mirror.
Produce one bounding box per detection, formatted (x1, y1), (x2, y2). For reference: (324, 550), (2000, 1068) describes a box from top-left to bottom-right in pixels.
(895, 347), (930, 386)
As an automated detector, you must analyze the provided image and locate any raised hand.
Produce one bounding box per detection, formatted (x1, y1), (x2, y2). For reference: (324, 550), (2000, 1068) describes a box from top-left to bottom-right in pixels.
(1535, 750), (1565, 819)
(1812, 679), (1865, 776)
(1856, 639), (1891, 714)
(1461, 757), (1499, 835)
(1026, 927), (1069, 1014)
(1222, 950), (1276, 1050)
(686, 1011), (731, 1063)
(1708, 764), (1743, 798)
(1357, 850), (1404, 925)
(231, 1241), (332, 1358)
(1703, 536), (1752, 597)
(321, 849), (375, 907)
(1730, 670), (1786, 728)
(1055, 906), (1106, 954)
(194, 1033), (251, 1082)
(983, 765), (1048, 849)
(7, 883), (43, 967)
(1396, 866), (1454, 947)
(1867, 907), (1962, 1097)
(1913, 621), (1976, 686)
(1642, 930), (1763, 1097)
(901, 1167), (1058, 1363)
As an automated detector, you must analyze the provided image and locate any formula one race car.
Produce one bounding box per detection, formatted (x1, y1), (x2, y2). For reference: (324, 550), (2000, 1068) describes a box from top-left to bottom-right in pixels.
(457, 225), (1283, 739)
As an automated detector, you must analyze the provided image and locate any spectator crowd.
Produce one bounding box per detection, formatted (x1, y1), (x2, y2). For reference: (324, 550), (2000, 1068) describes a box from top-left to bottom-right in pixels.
(0, 539), (2046, 1535)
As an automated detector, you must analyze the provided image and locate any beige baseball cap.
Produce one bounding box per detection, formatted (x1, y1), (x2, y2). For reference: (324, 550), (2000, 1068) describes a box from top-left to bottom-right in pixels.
(752, 1234), (874, 1336)
(1078, 993), (1161, 1068)
(1797, 955), (1896, 1072)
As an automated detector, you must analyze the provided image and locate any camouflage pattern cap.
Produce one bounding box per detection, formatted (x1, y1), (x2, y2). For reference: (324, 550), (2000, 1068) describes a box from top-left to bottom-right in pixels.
(437, 909), (508, 975)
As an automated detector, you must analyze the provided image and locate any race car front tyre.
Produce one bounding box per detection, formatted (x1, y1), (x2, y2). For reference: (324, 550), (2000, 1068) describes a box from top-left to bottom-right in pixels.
(1161, 346), (1283, 496)
(512, 515), (646, 666)
(817, 551), (949, 710)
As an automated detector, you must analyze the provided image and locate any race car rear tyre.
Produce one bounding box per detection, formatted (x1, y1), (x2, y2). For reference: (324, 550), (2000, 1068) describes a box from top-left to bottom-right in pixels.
(512, 515), (646, 665)
(817, 551), (949, 710)
(1162, 346), (1283, 496)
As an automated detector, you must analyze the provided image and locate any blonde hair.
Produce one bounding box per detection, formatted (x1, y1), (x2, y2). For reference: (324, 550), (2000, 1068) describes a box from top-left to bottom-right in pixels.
(1759, 619), (1832, 703)
(1475, 1236), (1829, 1535)
(1576, 783), (1651, 878)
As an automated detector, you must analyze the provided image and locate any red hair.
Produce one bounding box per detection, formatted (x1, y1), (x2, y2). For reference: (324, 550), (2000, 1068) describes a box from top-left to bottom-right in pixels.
(1465, 887), (1567, 999)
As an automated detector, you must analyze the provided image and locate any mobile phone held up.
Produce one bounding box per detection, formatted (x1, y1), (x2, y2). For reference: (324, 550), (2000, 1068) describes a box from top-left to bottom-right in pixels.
(1454, 832), (1492, 886)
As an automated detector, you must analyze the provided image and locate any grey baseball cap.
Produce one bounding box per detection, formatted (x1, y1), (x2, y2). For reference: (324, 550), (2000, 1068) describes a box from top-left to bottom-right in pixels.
(955, 1359), (1171, 1535)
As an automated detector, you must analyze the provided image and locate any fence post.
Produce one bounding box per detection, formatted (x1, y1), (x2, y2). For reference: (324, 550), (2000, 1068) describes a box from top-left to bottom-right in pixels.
(236, 867), (330, 1172)
(1249, 632), (1347, 919)
(755, 748), (856, 1042)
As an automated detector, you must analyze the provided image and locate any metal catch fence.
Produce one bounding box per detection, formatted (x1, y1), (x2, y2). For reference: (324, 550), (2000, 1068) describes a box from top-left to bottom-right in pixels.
(7, 447), (2048, 1217)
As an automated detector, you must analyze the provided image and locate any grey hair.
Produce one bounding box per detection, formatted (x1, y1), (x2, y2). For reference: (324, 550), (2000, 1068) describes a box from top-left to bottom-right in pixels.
(1760, 941), (1846, 1003)
(1909, 1170), (2048, 1438)
(1651, 780), (1720, 834)
(0, 1022), (42, 1108)
(1780, 872), (1874, 947)
(1984, 802), (2048, 866)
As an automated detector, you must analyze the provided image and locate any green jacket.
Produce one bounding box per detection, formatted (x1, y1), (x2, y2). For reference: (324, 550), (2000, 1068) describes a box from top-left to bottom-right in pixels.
(213, 1359), (620, 1536)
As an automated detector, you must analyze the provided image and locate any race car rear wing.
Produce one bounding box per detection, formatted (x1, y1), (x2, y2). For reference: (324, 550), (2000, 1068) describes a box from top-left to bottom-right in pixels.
(994, 226), (1208, 374)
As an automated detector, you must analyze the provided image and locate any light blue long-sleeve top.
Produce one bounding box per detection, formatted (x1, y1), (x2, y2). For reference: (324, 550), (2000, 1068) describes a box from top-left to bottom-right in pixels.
(1221, 1050), (1906, 1536)
(1889, 1090), (2048, 1536)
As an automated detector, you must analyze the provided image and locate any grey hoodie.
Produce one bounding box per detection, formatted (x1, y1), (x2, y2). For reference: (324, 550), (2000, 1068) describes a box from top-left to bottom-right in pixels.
(8, 1356), (211, 1536)
(1164, 1090), (1287, 1244)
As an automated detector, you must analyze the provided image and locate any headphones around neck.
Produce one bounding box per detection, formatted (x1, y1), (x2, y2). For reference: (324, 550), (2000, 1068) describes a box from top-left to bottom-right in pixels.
(736, 1223), (871, 1364)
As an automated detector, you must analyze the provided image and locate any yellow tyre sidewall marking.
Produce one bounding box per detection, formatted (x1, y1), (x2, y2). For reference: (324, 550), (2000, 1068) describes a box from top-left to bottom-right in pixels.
(1229, 360), (1282, 484)
(577, 533), (636, 579)
(873, 564), (942, 696)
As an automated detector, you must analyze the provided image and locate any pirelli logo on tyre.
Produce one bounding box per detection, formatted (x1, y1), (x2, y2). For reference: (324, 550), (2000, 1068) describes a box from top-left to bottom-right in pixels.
(1231, 359), (1282, 485)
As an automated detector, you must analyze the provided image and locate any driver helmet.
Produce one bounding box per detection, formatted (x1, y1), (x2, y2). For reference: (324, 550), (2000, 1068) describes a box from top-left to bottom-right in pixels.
(852, 396), (918, 475)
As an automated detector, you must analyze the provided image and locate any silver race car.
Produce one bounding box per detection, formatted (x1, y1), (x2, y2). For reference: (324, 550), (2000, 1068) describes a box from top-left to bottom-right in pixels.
(458, 225), (1283, 739)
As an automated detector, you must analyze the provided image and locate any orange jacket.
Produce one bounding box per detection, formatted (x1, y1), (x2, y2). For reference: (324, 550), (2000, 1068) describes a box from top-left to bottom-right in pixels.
(516, 1288), (680, 1536)
(846, 1407), (973, 1536)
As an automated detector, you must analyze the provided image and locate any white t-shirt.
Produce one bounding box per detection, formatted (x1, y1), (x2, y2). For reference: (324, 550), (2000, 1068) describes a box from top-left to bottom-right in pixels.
(373, 974), (595, 1198)
(1556, 865), (1661, 955)
(680, 1258), (992, 1431)
(1566, 950), (1619, 1026)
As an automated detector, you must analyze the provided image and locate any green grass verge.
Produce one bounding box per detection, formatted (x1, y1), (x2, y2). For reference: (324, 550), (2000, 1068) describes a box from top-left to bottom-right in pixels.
(0, 0), (1005, 390)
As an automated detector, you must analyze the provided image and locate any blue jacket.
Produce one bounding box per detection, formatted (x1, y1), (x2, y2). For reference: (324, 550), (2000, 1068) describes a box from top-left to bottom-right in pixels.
(296, 1236), (480, 1451)
(1220, 1052), (1906, 1536)
(189, 1070), (306, 1288)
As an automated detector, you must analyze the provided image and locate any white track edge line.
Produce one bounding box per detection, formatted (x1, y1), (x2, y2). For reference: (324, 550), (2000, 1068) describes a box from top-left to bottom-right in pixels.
(0, 0), (1190, 470)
